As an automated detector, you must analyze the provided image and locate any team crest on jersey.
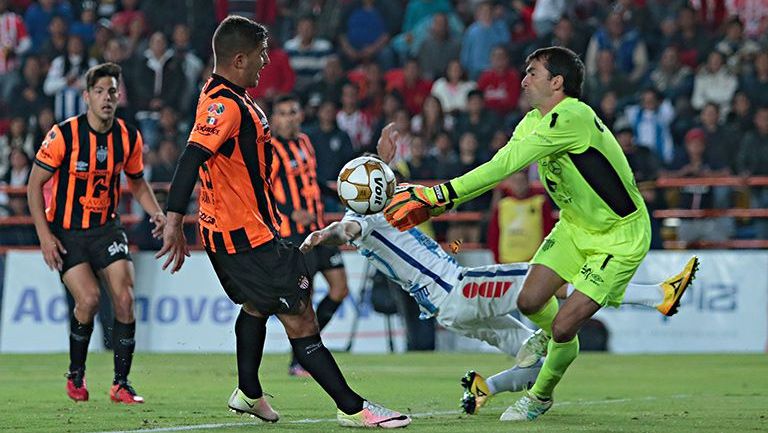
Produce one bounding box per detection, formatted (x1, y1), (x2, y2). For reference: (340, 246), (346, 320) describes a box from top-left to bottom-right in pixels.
(207, 102), (225, 116)
(96, 146), (108, 163)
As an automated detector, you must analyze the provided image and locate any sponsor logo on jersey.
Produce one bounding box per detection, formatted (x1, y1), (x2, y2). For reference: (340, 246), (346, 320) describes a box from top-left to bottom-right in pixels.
(193, 123), (220, 136)
(198, 211), (216, 225)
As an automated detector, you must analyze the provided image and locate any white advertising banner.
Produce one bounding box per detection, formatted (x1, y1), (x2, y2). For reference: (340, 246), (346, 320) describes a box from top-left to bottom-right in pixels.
(595, 251), (768, 353)
(2, 250), (767, 353)
(0, 252), (108, 352)
(1, 251), (406, 354)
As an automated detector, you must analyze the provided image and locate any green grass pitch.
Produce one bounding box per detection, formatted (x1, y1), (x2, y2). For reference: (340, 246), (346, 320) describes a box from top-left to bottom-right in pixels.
(1, 352), (766, 432)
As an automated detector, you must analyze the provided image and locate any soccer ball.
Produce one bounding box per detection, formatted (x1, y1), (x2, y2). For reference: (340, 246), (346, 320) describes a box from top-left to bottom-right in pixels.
(337, 156), (396, 214)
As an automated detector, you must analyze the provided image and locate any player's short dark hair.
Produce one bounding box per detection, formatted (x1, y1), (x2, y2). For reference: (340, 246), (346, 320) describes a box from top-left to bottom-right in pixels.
(85, 62), (121, 89)
(212, 15), (268, 63)
(526, 46), (584, 99)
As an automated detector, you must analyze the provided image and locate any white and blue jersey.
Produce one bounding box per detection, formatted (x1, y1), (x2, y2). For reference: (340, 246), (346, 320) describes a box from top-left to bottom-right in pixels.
(343, 212), (530, 324)
(344, 212), (460, 316)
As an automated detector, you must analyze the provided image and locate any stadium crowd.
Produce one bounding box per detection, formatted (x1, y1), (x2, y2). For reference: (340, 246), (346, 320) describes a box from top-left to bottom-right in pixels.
(1, 0), (768, 251)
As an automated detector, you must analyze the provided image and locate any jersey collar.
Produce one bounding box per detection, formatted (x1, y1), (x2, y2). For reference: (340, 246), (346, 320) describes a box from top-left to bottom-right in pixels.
(211, 73), (246, 96)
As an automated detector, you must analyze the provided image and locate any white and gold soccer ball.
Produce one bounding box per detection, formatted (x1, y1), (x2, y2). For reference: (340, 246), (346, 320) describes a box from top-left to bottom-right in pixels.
(337, 156), (396, 215)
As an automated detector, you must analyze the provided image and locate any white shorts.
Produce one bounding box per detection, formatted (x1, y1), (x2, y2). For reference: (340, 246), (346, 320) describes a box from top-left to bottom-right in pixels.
(436, 262), (529, 328)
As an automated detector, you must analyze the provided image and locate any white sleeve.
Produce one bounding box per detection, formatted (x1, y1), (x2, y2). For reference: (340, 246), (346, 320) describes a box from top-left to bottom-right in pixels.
(341, 211), (375, 241)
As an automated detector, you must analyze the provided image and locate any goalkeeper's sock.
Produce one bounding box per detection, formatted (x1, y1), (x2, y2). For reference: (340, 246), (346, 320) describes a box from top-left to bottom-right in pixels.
(621, 282), (665, 308)
(526, 296), (558, 336)
(235, 309), (267, 399)
(289, 334), (364, 415)
(316, 295), (342, 331)
(529, 336), (579, 399)
(486, 361), (542, 395)
(69, 313), (94, 373)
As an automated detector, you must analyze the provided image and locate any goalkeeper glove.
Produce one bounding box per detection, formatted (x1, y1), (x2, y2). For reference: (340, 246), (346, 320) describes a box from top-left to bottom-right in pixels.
(384, 183), (456, 231)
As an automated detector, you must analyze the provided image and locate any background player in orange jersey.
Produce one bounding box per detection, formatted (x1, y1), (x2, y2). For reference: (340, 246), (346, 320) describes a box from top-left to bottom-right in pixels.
(270, 93), (351, 377)
(27, 62), (166, 404)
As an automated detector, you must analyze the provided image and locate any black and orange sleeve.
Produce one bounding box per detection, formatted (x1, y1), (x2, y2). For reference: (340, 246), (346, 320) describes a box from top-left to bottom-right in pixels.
(124, 129), (145, 179)
(34, 125), (65, 172)
(187, 96), (241, 154)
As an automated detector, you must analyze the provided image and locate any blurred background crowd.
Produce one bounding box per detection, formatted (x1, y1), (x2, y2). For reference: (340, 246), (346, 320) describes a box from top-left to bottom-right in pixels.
(1, 0), (767, 254)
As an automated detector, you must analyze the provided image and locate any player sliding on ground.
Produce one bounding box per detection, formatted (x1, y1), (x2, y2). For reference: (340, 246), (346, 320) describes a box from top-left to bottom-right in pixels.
(300, 123), (699, 418)
(383, 46), (698, 421)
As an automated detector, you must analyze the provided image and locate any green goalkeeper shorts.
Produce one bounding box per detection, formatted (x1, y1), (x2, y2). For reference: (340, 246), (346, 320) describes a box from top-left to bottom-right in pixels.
(531, 210), (651, 308)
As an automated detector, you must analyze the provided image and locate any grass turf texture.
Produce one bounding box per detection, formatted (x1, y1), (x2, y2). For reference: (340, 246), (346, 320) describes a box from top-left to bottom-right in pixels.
(1, 353), (766, 432)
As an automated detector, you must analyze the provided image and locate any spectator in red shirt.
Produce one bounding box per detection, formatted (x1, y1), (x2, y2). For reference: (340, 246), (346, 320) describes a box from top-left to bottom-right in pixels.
(385, 58), (432, 116)
(110, 0), (146, 37)
(477, 45), (520, 118)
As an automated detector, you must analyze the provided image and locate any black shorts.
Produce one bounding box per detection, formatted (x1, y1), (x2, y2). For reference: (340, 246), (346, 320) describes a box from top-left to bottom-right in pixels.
(303, 245), (345, 275)
(54, 219), (132, 276)
(206, 239), (312, 315)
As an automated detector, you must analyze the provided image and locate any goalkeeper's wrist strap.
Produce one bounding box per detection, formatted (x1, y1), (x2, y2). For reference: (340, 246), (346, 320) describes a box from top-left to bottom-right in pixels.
(432, 182), (458, 208)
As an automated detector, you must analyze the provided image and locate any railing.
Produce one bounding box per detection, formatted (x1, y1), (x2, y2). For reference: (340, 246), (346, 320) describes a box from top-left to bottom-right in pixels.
(2, 176), (768, 250)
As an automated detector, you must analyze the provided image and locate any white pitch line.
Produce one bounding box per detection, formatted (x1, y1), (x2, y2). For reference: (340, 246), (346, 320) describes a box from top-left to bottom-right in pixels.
(94, 395), (689, 433)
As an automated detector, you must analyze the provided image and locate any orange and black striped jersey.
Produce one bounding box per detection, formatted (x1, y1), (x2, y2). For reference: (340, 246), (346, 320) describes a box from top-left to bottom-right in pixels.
(187, 74), (282, 254)
(34, 114), (144, 230)
(271, 133), (325, 241)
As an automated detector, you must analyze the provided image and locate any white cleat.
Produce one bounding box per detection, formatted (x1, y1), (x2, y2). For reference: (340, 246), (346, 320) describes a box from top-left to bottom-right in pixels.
(500, 391), (553, 421)
(227, 388), (279, 423)
(516, 329), (550, 368)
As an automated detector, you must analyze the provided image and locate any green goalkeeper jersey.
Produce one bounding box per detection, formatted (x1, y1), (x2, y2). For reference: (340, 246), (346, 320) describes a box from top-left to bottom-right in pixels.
(451, 97), (647, 232)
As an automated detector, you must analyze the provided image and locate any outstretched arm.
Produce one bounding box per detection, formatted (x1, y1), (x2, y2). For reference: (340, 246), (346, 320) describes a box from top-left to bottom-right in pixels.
(299, 221), (362, 253)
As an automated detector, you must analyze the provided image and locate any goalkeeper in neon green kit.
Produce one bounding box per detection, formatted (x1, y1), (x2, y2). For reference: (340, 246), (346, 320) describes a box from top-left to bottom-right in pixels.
(385, 47), (695, 421)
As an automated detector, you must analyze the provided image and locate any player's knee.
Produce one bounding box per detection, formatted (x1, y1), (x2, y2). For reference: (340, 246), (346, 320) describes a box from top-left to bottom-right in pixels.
(283, 307), (319, 338)
(76, 293), (100, 317)
(113, 290), (135, 321)
(551, 321), (577, 343)
(517, 294), (541, 315)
